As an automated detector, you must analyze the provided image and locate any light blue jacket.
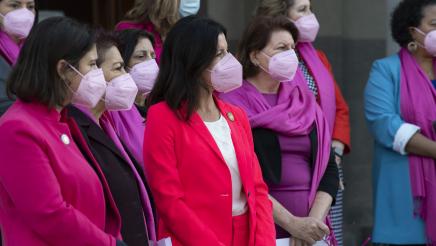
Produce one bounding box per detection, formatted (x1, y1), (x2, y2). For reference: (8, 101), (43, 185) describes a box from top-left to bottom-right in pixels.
(364, 54), (427, 244)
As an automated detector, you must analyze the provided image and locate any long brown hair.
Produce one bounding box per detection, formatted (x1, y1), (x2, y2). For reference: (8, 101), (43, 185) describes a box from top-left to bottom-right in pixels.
(125, 0), (180, 37)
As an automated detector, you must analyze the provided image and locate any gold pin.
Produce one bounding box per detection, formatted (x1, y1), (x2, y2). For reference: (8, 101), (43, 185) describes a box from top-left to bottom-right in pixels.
(61, 134), (70, 145)
(227, 112), (235, 122)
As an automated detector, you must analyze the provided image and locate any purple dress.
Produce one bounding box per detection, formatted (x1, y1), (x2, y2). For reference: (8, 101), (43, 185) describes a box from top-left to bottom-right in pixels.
(263, 93), (313, 238)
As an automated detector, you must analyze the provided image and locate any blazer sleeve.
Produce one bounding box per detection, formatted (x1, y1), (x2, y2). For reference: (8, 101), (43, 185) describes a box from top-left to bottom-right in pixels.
(142, 106), (224, 246)
(364, 59), (405, 149)
(237, 108), (276, 245)
(317, 50), (351, 153)
(0, 120), (116, 246)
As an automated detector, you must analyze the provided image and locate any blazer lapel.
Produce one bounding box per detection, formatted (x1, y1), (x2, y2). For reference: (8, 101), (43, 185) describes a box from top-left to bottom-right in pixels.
(217, 101), (250, 188)
(67, 106), (127, 163)
(188, 111), (227, 164)
(61, 108), (122, 236)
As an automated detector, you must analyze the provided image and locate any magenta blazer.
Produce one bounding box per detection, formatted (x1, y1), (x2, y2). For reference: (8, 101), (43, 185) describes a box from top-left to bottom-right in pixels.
(0, 101), (121, 246)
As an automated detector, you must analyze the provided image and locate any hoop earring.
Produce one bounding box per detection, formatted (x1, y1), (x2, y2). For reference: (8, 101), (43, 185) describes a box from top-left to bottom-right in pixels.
(408, 41), (418, 52)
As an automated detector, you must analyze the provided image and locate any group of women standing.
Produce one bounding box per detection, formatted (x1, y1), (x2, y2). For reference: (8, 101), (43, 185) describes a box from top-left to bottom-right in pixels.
(0, 0), (434, 245)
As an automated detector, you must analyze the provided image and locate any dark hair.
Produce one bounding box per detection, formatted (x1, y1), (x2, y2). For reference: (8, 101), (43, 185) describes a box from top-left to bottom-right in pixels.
(147, 16), (227, 121)
(116, 29), (155, 66)
(7, 17), (95, 108)
(238, 16), (299, 79)
(95, 30), (119, 66)
(391, 0), (436, 47)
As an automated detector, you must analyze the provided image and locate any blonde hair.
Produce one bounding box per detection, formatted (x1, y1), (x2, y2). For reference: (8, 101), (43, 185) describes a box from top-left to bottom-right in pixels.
(256, 0), (295, 17)
(125, 0), (180, 37)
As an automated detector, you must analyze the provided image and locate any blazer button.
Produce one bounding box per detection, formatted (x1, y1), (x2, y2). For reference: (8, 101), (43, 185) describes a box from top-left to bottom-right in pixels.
(247, 192), (251, 197)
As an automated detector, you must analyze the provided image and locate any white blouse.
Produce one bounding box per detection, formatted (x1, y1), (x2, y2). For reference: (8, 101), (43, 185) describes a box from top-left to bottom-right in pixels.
(204, 115), (247, 216)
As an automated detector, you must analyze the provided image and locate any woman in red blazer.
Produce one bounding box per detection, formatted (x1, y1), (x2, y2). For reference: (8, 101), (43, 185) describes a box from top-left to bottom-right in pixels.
(0, 17), (124, 245)
(143, 16), (275, 246)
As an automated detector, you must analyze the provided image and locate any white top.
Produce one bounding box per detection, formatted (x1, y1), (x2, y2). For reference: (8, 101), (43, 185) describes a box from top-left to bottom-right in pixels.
(393, 123), (420, 155)
(204, 115), (247, 216)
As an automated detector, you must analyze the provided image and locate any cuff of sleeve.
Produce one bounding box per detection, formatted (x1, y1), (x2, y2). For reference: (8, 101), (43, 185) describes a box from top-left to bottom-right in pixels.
(393, 123), (420, 155)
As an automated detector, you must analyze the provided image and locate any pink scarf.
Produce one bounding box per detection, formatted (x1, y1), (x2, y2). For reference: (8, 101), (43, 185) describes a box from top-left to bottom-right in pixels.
(0, 30), (21, 65)
(109, 108), (145, 167)
(220, 80), (331, 209)
(100, 113), (157, 243)
(295, 42), (336, 134)
(220, 80), (336, 244)
(400, 48), (436, 243)
(116, 21), (163, 64)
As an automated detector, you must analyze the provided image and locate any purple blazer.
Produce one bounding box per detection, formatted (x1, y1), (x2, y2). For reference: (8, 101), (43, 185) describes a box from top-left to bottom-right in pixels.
(0, 100), (121, 245)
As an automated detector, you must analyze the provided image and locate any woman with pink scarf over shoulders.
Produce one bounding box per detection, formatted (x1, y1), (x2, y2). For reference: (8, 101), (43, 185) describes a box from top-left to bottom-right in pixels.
(220, 16), (339, 246)
(0, 0), (36, 116)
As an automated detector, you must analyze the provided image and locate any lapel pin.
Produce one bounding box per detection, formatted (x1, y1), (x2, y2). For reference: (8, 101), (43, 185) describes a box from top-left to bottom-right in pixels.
(227, 112), (235, 122)
(61, 134), (70, 145)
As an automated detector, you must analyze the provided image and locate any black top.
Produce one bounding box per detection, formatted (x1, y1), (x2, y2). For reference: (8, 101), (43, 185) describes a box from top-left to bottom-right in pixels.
(67, 105), (149, 246)
(252, 127), (339, 201)
(135, 104), (147, 118)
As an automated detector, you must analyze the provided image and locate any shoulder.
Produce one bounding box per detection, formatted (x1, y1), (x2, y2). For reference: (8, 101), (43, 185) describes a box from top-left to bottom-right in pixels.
(218, 99), (250, 129)
(146, 102), (180, 129)
(371, 54), (401, 74)
(218, 86), (251, 109)
(147, 101), (173, 116)
(115, 20), (145, 31)
(0, 104), (43, 141)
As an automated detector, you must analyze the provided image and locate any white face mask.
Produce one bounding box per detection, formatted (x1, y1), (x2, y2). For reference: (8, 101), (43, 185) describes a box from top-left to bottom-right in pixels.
(179, 0), (200, 17)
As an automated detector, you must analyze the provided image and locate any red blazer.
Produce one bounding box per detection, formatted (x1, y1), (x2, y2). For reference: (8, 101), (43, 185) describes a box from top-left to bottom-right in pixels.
(143, 98), (275, 246)
(0, 101), (121, 246)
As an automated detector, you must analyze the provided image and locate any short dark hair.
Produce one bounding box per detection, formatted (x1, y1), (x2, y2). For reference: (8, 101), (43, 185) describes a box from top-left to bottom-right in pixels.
(95, 30), (119, 66)
(116, 29), (155, 66)
(238, 16), (299, 79)
(147, 16), (227, 120)
(391, 0), (436, 47)
(7, 17), (95, 108)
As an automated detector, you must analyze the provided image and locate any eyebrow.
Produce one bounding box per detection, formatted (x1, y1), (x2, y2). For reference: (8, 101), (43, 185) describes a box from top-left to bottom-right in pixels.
(276, 41), (292, 47)
(134, 49), (153, 54)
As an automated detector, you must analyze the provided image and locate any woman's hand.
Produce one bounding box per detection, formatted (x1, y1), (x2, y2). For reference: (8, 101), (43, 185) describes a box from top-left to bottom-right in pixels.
(290, 237), (311, 246)
(285, 216), (329, 244)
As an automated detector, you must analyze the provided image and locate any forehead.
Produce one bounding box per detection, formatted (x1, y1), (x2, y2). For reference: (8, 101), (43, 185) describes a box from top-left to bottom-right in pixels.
(102, 46), (123, 63)
(134, 37), (153, 51)
(268, 30), (294, 45)
(217, 33), (227, 49)
(293, 0), (310, 7)
(82, 45), (97, 60)
(422, 4), (436, 20)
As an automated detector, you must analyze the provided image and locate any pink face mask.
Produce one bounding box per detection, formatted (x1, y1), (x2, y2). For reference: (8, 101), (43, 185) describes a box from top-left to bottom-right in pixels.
(0, 8), (35, 39)
(129, 59), (159, 95)
(68, 65), (107, 108)
(105, 73), (138, 111)
(292, 14), (320, 43)
(260, 49), (299, 82)
(414, 28), (436, 57)
(209, 53), (243, 93)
